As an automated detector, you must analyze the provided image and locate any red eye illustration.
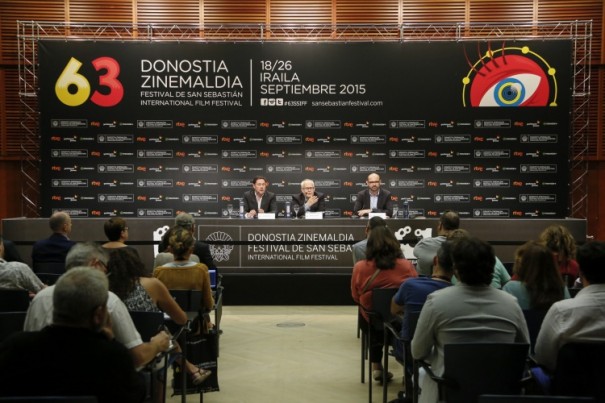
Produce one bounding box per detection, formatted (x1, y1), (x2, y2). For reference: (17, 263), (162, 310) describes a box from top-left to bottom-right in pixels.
(463, 45), (557, 108)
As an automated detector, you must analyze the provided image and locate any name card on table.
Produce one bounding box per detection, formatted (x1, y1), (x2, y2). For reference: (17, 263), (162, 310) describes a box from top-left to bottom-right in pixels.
(258, 213), (276, 220)
(305, 211), (323, 220)
(368, 212), (387, 219)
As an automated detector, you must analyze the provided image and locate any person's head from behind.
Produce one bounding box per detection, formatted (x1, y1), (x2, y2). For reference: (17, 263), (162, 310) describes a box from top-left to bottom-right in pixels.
(451, 236), (495, 286)
(576, 241), (605, 285)
(433, 240), (455, 278)
(169, 228), (195, 260)
(65, 242), (109, 273)
(539, 225), (577, 263)
(53, 266), (108, 331)
(365, 216), (386, 237)
(447, 228), (470, 242)
(175, 212), (195, 233)
(515, 240), (565, 309)
(107, 248), (147, 300)
(49, 211), (72, 235)
(366, 225), (403, 270)
(438, 210), (460, 235)
(103, 217), (128, 242)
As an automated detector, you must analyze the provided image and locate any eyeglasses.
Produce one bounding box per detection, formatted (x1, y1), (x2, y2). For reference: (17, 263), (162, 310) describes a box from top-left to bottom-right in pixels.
(303, 187), (315, 190)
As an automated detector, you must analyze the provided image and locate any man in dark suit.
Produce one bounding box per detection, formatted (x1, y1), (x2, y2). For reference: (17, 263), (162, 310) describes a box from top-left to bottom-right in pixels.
(158, 212), (216, 270)
(353, 172), (394, 217)
(31, 211), (76, 274)
(291, 179), (325, 218)
(242, 176), (277, 218)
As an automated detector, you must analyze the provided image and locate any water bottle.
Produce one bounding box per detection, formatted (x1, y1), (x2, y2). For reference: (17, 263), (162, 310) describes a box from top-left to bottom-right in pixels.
(239, 199), (245, 218)
(285, 201), (291, 218)
(403, 200), (409, 219)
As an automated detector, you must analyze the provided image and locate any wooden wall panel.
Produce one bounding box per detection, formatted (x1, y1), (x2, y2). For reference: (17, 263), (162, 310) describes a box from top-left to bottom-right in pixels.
(69, 0), (133, 22)
(136, 0), (201, 24)
(203, 0), (266, 23)
(270, 0), (333, 25)
(401, 1), (466, 23)
(336, 0), (399, 24)
(2, 70), (26, 157)
(469, 0), (534, 23)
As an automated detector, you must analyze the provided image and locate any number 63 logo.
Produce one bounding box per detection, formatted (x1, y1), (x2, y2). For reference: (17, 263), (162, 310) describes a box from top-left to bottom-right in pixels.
(55, 56), (124, 107)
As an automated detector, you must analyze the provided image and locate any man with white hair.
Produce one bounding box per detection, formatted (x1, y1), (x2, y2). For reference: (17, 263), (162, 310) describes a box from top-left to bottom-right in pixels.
(291, 179), (325, 218)
(0, 267), (144, 402)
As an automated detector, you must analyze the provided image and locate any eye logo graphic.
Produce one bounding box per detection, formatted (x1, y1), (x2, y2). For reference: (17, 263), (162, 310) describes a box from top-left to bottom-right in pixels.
(462, 44), (557, 107)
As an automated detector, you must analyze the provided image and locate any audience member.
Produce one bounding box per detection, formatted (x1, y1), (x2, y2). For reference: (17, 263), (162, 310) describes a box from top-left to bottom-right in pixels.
(24, 242), (170, 369)
(447, 228), (511, 289)
(0, 236), (45, 295)
(413, 210), (459, 276)
(0, 267), (144, 402)
(158, 213), (215, 270)
(534, 240), (605, 372)
(242, 176), (277, 218)
(108, 248), (211, 384)
(31, 211), (76, 274)
(351, 225), (417, 382)
(353, 172), (393, 218)
(102, 217), (138, 256)
(1, 236), (24, 262)
(391, 241), (454, 360)
(503, 240), (570, 311)
(154, 251), (199, 269)
(154, 228), (215, 316)
(291, 179), (325, 218)
(539, 225), (579, 288)
(411, 236), (529, 403)
(352, 216), (387, 264)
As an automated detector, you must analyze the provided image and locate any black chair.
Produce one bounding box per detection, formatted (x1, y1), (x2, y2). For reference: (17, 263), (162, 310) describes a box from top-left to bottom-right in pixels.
(129, 311), (170, 403)
(0, 397), (98, 402)
(0, 311), (27, 343)
(551, 342), (605, 401)
(384, 310), (420, 403)
(417, 343), (530, 403)
(522, 309), (547, 355)
(479, 395), (595, 402)
(361, 287), (399, 403)
(35, 272), (62, 286)
(0, 289), (30, 311)
(32, 261), (65, 275)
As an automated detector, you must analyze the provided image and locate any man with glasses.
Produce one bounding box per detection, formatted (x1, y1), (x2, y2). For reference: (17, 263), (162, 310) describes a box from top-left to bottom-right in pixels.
(353, 172), (394, 218)
(291, 179), (325, 218)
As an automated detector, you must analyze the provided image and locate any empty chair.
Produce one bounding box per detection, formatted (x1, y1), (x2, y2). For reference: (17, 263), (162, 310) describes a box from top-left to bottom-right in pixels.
(0, 289), (30, 312)
(479, 395), (595, 402)
(0, 311), (27, 343)
(551, 342), (605, 401)
(417, 343), (530, 403)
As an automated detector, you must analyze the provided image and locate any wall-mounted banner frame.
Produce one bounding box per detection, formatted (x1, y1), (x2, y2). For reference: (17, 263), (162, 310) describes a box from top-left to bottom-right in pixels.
(38, 40), (571, 219)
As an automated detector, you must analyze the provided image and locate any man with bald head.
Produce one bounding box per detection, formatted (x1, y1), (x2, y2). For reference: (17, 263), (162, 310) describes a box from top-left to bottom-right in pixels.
(31, 211), (76, 274)
(353, 173), (394, 218)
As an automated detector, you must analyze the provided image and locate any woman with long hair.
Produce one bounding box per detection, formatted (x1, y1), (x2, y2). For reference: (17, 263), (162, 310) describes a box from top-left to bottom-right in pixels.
(539, 225), (579, 288)
(351, 225), (417, 382)
(503, 240), (570, 311)
(107, 247), (211, 384)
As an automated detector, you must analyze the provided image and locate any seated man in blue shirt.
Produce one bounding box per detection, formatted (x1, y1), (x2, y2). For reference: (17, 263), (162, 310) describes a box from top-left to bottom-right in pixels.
(391, 240), (455, 361)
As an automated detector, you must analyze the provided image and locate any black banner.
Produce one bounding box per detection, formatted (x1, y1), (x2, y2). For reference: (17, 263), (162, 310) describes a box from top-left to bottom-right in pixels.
(39, 40), (572, 218)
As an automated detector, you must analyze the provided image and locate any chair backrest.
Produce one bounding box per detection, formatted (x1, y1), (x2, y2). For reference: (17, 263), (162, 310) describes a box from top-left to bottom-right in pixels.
(479, 395), (595, 403)
(0, 289), (30, 312)
(36, 272), (62, 286)
(32, 261), (66, 275)
(552, 342), (605, 400)
(0, 397), (98, 402)
(442, 343), (529, 403)
(169, 289), (204, 312)
(128, 311), (164, 341)
(522, 309), (547, 355)
(0, 311), (27, 343)
(369, 288), (398, 329)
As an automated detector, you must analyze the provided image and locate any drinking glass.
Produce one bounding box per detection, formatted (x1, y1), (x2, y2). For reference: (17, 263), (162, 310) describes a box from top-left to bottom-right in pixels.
(292, 205), (300, 219)
(392, 205), (399, 219)
(226, 204), (233, 218)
